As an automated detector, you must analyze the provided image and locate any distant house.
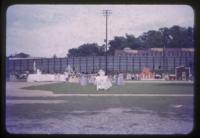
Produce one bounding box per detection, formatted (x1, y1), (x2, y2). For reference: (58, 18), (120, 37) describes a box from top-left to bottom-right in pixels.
(9, 52), (30, 58)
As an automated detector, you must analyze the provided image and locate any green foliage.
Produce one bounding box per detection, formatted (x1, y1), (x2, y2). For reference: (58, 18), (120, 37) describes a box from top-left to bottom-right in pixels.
(67, 25), (194, 56)
(167, 26), (194, 48)
(67, 43), (104, 57)
(108, 36), (127, 54)
(9, 52), (30, 58)
(139, 30), (163, 49)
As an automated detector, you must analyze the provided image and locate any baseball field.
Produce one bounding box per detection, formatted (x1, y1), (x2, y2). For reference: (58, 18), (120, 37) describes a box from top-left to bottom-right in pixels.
(6, 81), (194, 134)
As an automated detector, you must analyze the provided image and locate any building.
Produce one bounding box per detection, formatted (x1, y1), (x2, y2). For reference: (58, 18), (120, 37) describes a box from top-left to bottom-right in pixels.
(115, 47), (194, 57)
(114, 47), (194, 75)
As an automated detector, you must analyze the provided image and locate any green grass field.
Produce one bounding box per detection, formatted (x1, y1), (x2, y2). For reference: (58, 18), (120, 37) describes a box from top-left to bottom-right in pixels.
(22, 82), (193, 94)
(8, 82), (194, 134)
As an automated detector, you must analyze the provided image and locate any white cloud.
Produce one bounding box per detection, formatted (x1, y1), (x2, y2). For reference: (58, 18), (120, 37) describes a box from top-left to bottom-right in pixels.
(6, 5), (194, 57)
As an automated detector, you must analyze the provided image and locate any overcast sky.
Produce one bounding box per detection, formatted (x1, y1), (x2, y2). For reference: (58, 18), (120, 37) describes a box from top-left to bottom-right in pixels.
(6, 5), (194, 57)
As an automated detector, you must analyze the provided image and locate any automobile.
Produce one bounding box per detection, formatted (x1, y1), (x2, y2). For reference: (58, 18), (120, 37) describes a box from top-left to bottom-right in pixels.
(155, 74), (162, 79)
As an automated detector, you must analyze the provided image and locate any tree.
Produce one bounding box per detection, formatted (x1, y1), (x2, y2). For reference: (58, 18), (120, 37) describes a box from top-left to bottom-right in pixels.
(108, 36), (127, 55)
(167, 25), (194, 48)
(53, 54), (57, 58)
(138, 26), (194, 49)
(67, 25), (194, 57)
(9, 52), (30, 58)
(139, 30), (164, 49)
(67, 48), (80, 57)
(98, 44), (106, 56)
(125, 34), (142, 49)
(67, 43), (104, 57)
(78, 43), (99, 56)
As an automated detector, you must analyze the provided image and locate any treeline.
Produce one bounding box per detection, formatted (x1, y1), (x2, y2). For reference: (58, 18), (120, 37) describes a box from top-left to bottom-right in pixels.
(67, 25), (194, 57)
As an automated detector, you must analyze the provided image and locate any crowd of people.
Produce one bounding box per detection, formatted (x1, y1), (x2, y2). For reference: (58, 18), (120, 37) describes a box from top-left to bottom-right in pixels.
(9, 65), (193, 83)
(64, 70), (126, 86)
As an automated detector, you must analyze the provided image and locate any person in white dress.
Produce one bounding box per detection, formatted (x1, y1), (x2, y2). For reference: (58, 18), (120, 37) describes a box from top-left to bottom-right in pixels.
(80, 73), (88, 86)
(96, 69), (112, 91)
(117, 73), (124, 85)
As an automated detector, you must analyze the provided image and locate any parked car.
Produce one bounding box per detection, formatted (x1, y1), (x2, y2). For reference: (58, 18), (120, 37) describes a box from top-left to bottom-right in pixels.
(155, 74), (162, 79)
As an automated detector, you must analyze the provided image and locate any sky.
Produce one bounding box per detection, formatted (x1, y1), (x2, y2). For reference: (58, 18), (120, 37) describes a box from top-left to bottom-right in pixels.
(6, 5), (194, 57)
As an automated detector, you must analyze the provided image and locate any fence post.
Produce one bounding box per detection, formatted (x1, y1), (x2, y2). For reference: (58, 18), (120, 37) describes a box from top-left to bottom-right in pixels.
(66, 57), (68, 66)
(126, 56), (128, 73)
(13, 60), (15, 73)
(174, 57), (176, 73)
(47, 58), (50, 73)
(113, 56), (114, 73)
(179, 56), (182, 66)
(86, 57), (88, 73)
(166, 57), (168, 73)
(26, 59), (29, 71)
(79, 57), (81, 73)
(153, 56), (155, 72)
(7, 58), (9, 79)
(40, 58), (43, 72)
(93, 56), (95, 73)
(185, 57), (188, 67)
(160, 55), (162, 72)
(43, 59), (45, 73)
(53, 57), (55, 73)
(132, 57), (134, 73)
(73, 57), (75, 71)
(99, 56), (101, 70)
(60, 58), (62, 73)
(19, 59), (22, 73)
(139, 56), (141, 72)
(28, 59), (30, 71)
(119, 56), (121, 73)
(146, 54), (148, 67)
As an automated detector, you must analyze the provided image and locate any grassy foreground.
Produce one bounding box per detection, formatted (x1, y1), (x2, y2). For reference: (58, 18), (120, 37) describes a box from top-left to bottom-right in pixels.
(22, 82), (193, 94)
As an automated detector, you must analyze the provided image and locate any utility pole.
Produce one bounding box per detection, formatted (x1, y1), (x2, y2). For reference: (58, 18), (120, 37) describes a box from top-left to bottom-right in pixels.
(160, 29), (167, 77)
(163, 33), (166, 76)
(161, 30), (173, 76)
(102, 9), (112, 75)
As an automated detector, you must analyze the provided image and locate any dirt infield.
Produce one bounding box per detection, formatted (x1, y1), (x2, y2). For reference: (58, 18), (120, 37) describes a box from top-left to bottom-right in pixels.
(6, 82), (56, 97)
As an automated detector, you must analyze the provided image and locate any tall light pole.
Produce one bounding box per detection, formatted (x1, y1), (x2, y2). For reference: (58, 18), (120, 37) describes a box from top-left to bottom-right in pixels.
(102, 9), (112, 75)
(160, 29), (173, 76)
(163, 32), (166, 76)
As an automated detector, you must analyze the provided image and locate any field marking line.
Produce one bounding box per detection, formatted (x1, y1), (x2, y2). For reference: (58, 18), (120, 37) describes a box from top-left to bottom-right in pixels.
(51, 94), (193, 97)
(6, 100), (66, 104)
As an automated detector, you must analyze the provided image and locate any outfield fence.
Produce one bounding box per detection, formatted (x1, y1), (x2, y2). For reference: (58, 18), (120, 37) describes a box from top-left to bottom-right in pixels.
(6, 55), (194, 79)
